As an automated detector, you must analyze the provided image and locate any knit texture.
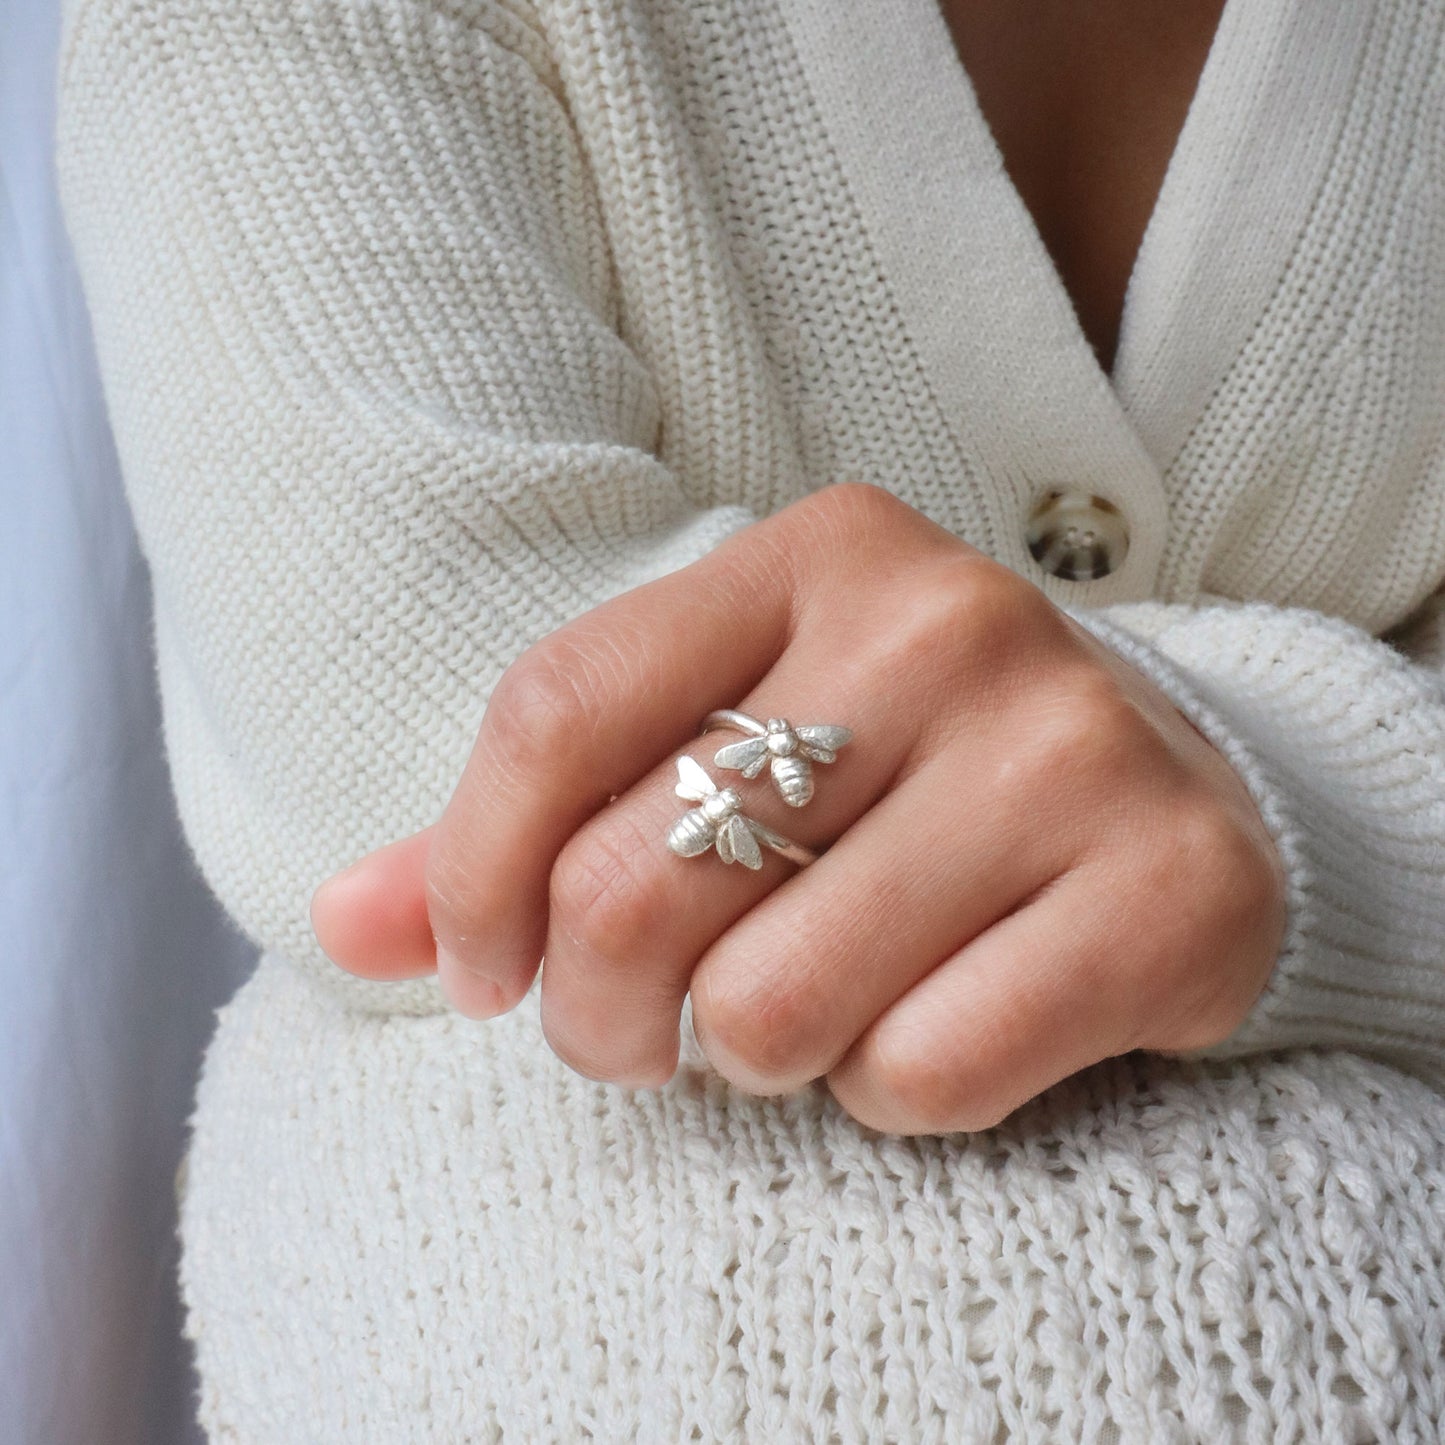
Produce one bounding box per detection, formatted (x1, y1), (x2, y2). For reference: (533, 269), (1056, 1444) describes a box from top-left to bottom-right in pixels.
(54, 0), (1445, 1437)
(185, 962), (1445, 1443)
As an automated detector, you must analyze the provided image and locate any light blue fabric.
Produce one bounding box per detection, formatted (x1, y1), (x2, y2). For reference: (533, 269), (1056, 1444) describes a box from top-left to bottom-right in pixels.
(0, 3), (258, 1441)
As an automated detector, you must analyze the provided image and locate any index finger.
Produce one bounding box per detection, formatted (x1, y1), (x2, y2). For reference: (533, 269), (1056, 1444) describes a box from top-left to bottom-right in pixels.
(426, 525), (798, 1016)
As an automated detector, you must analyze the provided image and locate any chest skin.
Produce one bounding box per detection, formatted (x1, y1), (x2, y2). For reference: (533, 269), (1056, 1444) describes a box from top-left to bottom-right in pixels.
(936, 0), (1229, 377)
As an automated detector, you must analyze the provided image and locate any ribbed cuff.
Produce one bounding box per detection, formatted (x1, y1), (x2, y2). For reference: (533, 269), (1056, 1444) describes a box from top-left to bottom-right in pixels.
(1062, 598), (1445, 1086)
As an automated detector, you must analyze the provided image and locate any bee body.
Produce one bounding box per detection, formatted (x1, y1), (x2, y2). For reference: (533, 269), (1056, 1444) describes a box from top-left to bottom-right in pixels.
(770, 753), (814, 807)
(667, 808), (718, 858)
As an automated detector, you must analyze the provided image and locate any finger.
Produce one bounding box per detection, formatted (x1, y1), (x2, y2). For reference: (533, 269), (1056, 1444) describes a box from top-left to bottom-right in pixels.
(824, 858), (1177, 1136)
(310, 828), (437, 979)
(685, 738), (1084, 1096)
(428, 484), (989, 1017)
(537, 772), (808, 1087)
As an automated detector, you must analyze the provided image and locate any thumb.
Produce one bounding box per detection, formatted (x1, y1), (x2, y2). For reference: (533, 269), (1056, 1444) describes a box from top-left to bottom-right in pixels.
(310, 826), (439, 979)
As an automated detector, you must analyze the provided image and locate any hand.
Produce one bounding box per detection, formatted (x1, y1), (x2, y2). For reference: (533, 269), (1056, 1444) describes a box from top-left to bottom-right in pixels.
(310, 483), (1288, 1135)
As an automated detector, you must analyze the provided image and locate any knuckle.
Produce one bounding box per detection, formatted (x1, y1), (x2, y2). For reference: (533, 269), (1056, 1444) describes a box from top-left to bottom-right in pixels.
(1183, 802), (1288, 1033)
(1027, 668), (1161, 790)
(540, 1005), (673, 1088)
(880, 580), (971, 680)
(810, 480), (911, 531)
(867, 1028), (981, 1134)
(424, 835), (489, 938)
(1222, 819), (1286, 926)
(485, 645), (598, 778)
(962, 557), (1056, 629)
(782, 482), (924, 570)
(1173, 794), (1278, 922)
(549, 812), (664, 963)
(538, 1014), (612, 1083)
(955, 556), (1058, 627)
(1126, 795), (1283, 1046)
(692, 970), (819, 1090)
(886, 560), (1056, 683)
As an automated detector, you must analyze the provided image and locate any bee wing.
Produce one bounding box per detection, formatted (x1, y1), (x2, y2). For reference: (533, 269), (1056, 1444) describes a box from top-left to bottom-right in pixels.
(797, 724), (852, 753)
(713, 737), (769, 776)
(715, 818), (736, 865)
(797, 743), (836, 765)
(727, 815), (764, 870)
(675, 754), (716, 801)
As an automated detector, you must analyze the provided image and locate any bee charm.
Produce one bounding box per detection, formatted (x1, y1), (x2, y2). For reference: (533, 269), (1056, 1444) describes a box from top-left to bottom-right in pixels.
(667, 756), (771, 869)
(711, 716), (853, 808)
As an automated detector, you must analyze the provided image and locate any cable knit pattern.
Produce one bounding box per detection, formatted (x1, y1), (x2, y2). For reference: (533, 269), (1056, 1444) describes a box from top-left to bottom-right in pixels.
(54, 0), (1445, 1437)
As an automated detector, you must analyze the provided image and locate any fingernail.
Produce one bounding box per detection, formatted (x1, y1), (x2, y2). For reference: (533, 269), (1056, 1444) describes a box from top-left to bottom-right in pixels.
(435, 947), (507, 1020)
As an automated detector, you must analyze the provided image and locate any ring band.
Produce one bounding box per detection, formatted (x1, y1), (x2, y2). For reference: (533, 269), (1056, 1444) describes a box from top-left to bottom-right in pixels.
(701, 708), (770, 738)
(740, 821), (819, 867)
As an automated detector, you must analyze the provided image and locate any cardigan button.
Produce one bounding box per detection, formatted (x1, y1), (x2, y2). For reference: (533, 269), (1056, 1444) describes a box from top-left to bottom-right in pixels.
(1025, 488), (1130, 581)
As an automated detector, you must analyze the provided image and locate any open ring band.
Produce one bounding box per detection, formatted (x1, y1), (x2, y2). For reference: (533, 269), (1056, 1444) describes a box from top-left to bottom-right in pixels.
(701, 708), (771, 738)
(741, 823), (819, 868)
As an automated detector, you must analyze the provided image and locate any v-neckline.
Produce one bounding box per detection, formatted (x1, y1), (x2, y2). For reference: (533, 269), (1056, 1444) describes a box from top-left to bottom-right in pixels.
(935, 0), (1235, 389)
(781, 0), (1370, 603)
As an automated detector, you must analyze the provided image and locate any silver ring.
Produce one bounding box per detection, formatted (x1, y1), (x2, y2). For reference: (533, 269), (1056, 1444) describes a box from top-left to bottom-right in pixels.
(701, 709), (853, 809)
(666, 757), (818, 870)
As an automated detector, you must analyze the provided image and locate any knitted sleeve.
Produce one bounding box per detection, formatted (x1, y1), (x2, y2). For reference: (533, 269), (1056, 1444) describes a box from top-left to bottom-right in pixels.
(53, 0), (754, 989)
(1064, 590), (1445, 1086)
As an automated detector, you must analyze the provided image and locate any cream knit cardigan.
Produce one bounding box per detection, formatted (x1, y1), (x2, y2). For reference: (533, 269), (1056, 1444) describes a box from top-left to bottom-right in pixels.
(56, 0), (1445, 1438)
